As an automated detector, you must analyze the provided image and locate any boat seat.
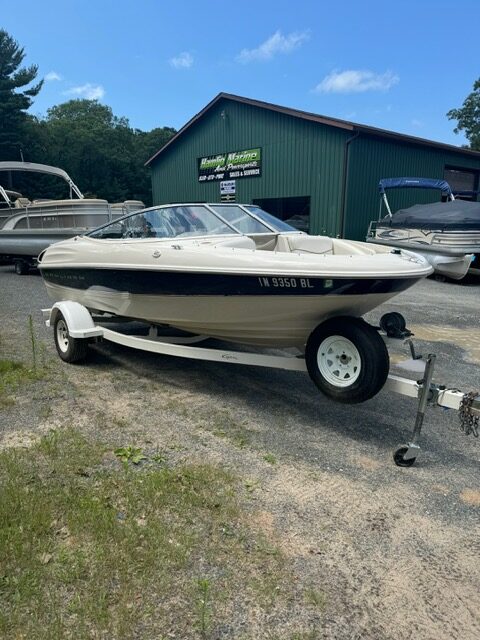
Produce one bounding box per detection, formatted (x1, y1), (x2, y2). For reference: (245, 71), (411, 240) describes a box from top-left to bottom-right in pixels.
(15, 197), (31, 207)
(212, 236), (256, 250)
(277, 235), (333, 255)
(274, 235), (293, 253)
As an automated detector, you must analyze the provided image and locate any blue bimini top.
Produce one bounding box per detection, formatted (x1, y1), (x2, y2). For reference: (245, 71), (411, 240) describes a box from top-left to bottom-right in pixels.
(379, 177), (453, 196)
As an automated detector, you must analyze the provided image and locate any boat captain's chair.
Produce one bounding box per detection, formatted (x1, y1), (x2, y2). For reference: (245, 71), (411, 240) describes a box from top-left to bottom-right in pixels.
(275, 235), (333, 255)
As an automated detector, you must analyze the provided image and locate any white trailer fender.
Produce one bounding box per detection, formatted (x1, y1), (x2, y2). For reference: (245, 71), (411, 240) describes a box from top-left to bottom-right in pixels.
(42, 302), (104, 339)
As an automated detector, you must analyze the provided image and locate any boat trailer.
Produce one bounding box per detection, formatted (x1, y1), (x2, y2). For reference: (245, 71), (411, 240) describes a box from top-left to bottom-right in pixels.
(42, 302), (479, 468)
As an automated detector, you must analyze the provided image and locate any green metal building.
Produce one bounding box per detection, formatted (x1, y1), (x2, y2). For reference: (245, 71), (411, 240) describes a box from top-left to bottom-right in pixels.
(146, 93), (480, 240)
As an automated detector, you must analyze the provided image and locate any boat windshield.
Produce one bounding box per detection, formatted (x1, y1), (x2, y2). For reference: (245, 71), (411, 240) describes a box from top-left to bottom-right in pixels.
(209, 205), (272, 234)
(244, 206), (299, 232)
(88, 205), (238, 240)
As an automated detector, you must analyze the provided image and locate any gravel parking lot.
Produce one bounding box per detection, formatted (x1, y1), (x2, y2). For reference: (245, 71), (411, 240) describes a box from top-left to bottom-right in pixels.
(1, 265), (479, 639)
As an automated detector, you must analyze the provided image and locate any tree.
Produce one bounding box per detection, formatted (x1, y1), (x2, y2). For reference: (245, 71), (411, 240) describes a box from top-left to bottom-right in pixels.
(43, 100), (133, 200)
(130, 126), (177, 203)
(40, 100), (175, 205)
(447, 78), (480, 151)
(0, 29), (43, 159)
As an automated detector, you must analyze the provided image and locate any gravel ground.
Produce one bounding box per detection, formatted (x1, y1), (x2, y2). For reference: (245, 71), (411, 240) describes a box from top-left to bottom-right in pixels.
(1, 265), (479, 639)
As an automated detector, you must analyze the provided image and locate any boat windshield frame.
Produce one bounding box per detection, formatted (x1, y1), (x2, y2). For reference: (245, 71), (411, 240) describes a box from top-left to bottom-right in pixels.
(240, 204), (300, 233)
(205, 204), (278, 235)
(85, 203), (299, 240)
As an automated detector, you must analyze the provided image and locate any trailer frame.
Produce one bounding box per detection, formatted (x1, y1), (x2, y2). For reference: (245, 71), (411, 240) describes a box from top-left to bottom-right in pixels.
(42, 302), (479, 467)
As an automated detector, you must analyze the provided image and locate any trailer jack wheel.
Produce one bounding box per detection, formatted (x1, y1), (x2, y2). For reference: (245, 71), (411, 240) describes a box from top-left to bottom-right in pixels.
(393, 445), (418, 467)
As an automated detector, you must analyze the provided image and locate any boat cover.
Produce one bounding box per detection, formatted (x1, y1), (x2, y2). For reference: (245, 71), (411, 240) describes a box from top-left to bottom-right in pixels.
(379, 178), (453, 195)
(382, 199), (480, 230)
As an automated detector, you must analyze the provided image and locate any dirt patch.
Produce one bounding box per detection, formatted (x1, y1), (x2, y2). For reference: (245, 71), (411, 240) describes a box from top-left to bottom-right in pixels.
(459, 488), (480, 507)
(410, 324), (480, 364)
(354, 454), (382, 471)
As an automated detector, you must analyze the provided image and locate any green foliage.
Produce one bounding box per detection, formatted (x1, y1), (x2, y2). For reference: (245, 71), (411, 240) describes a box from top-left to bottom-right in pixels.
(196, 578), (212, 637)
(447, 77), (480, 150)
(263, 453), (277, 465)
(0, 29), (175, 206)
(114, 445), (147, 465)
(0, 30), (43, 159)
(6, 99), (175, 206)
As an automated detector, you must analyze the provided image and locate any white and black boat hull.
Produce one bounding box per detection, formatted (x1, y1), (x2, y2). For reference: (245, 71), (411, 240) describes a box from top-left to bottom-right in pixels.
(41, 267), (423, 347)
(39, 230), (432, 348)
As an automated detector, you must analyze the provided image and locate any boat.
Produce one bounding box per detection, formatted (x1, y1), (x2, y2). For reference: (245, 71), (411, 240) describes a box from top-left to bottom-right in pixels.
(366, 177), (480, 280)
(39, 202), (432, 345)
(39, 203), (434, 403)
(0, 161), (143, 273)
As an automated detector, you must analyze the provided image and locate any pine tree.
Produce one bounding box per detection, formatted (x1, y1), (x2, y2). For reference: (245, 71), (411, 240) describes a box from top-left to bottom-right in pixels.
(0, 29), (43, 159)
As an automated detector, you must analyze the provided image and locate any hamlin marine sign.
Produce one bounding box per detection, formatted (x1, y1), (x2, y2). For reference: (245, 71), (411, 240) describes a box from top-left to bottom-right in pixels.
(198, 148), (262, 182)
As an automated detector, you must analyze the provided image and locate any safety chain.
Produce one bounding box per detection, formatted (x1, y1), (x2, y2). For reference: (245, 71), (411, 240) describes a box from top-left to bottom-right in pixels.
(459, 392), (479, 437)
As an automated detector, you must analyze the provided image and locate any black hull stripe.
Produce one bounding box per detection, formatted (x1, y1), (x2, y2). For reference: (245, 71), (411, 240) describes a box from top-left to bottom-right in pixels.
(40, 267), (419, 296)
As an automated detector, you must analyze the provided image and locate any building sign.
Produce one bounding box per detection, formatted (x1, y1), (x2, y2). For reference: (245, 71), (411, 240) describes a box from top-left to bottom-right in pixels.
(220, 180), (236, 201)
(198, 148), (261, 182)
(220, 180), (236, 195)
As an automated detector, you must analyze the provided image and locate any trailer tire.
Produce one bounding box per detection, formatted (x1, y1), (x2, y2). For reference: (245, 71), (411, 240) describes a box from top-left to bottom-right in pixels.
(14, 260), (29, 275)
(53, 312), (89, 363)
(306, 316), (389, 404)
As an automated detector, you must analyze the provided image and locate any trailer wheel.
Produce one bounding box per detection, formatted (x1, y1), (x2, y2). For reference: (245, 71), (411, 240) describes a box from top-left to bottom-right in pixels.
(14, 260), (29, 275)
(393, 446), (416, 467)
(53, 312), (89, 363)
(306, 317), (389, 404)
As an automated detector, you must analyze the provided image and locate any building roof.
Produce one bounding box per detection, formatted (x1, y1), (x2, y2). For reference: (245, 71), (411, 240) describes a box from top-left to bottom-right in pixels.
(145, 92), (480, 166)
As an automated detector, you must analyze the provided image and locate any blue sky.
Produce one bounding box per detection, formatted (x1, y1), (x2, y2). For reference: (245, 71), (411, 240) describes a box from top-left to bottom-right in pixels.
(2, 0), (478, 145)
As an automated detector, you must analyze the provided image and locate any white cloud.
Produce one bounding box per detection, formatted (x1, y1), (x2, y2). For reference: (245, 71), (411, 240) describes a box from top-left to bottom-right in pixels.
(45, 71), (62, 82)
(64, 83), (105, 100)
(169, 52), (194, 69)
(411, 118), (423, 127)
(314, 69), (399, 94)
(237, 30), (310, 63)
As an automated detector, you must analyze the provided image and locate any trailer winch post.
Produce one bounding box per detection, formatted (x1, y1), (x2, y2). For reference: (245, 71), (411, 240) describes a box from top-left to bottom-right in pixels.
(393, 354), (436, 467)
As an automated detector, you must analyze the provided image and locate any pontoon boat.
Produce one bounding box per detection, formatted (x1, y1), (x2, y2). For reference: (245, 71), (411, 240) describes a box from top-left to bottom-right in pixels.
(366, 178), (480, 279)
(0, 161), (143, 273)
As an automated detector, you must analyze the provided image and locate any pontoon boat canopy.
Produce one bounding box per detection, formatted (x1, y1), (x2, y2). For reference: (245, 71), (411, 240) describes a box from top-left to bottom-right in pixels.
(0, 162), (84, 199)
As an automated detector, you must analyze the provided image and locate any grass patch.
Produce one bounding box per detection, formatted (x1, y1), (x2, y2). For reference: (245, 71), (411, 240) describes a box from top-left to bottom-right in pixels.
(0, 429), (290, 639)
(263, 453), (277, 465)
(0, 358), (43, 406)
(201, 407), (253, 449)
(0, 319), (50, 407)
(304, 587), (327, 610)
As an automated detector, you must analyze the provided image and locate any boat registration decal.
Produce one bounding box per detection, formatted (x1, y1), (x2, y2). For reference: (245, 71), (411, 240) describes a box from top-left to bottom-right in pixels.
(258, 277), (317, 289)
